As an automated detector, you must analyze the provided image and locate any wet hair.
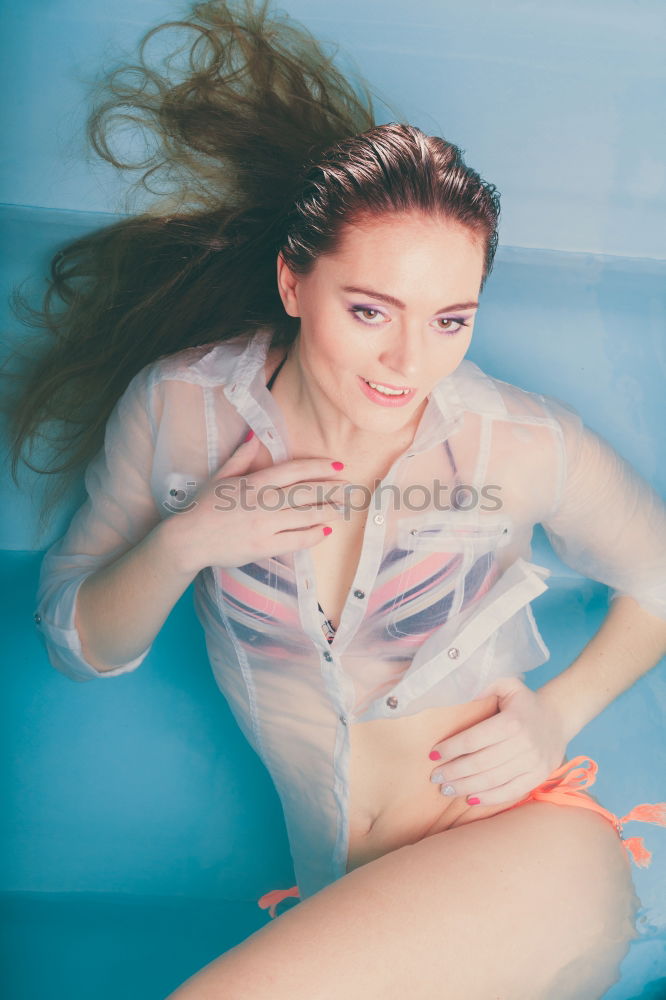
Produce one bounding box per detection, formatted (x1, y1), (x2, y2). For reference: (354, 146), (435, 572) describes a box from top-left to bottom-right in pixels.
(2, 0), (500, 535)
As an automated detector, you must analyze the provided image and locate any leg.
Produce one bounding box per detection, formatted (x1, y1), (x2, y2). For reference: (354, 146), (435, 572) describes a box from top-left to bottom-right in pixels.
(165, 800), (640, 1000)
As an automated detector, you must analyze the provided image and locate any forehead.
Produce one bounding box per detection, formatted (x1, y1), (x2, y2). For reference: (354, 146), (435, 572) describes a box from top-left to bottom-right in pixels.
(317, 212), (484, 284)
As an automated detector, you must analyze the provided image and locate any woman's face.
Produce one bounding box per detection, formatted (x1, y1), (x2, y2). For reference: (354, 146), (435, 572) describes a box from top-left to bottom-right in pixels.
(276, 211), (485, 436)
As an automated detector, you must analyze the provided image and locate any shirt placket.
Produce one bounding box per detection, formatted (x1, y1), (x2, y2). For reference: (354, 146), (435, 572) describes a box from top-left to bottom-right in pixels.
(221, 339), (473, 894)
(301, 434), (471, 885)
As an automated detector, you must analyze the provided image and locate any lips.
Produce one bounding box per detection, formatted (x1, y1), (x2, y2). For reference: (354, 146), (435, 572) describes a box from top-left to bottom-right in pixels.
(362, 377), (414, 392)
(358, 375), (417, 407)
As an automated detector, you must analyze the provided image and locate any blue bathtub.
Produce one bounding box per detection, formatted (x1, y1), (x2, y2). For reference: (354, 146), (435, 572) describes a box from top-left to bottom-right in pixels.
(1, 205), (664, 998)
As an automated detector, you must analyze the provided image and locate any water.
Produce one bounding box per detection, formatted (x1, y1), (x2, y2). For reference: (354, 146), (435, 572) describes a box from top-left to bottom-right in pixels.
(1, 203), (664, 998)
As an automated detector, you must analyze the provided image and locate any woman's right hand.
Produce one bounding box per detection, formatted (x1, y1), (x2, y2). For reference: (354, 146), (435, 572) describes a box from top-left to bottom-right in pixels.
(168, 433), (352, 574)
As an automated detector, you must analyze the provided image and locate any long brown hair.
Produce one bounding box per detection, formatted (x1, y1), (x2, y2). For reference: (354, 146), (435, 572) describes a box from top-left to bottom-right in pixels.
(2, 0), (500, 538)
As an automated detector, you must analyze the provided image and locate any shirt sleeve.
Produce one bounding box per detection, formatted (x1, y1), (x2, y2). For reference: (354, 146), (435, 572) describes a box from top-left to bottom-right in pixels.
(539, 392), (666, 622)
(34, 363), (163, 681)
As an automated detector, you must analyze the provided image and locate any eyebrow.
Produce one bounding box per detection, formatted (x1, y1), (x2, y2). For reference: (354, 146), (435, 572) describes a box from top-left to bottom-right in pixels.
(341, 286), (479, 313)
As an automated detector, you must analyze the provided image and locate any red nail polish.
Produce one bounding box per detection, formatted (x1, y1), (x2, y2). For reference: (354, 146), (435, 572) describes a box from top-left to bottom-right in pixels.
(331, 461), (344, 470)
(429, 751), (441, 761)
(468, 797), (481, 806)
(323, 526), (333, 536)
(243, 429), (254, 442)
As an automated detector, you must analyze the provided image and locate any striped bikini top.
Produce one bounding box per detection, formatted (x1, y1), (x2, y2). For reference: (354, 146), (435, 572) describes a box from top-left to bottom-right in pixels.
(265, 351), (497, 651)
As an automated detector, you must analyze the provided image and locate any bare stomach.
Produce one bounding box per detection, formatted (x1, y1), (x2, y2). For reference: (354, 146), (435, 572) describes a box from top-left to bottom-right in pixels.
(345, 694), (521, 873)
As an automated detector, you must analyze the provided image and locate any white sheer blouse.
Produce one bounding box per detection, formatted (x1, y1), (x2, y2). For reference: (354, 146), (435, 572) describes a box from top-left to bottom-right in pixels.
(33, 327), (666, 900)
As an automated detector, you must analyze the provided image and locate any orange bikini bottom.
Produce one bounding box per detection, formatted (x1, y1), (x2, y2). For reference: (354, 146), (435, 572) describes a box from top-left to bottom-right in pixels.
(257, 755), (666, 919)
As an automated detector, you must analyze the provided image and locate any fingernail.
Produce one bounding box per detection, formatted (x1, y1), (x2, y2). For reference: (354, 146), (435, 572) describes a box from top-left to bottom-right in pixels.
(441, 784), (457, 796)
(331, 461), (344, 470)
(430, 773), (446, 784)
(429, 750), (441, 761)
(467, 797), (481, 805)
(323, 526), (333, 536)
(243, 430), (254, 442)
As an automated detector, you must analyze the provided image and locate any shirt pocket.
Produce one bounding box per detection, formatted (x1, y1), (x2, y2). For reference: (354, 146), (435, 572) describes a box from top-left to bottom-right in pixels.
(385, 513), (512, 639)
(357, 557), (551, 722)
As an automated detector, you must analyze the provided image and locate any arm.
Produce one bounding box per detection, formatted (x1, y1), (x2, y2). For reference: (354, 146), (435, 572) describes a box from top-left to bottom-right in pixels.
(538, 594), (666, 743)
(74, 516), (198, 672)
(536, 394), (666, 739)
(34, 363), (191, 680)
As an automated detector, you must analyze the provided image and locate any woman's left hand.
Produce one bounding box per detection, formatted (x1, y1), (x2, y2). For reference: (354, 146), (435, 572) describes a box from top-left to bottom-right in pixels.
(428, 676), (569, 806)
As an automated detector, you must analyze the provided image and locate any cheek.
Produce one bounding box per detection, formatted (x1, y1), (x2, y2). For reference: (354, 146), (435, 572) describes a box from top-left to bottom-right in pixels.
(451, 329), (473, 362)
(433, 336), (471, 375)
(456, 338), (472, 361)
(305, 329), (361, 385)
(302, 319), (338, 363)
(316, 326), (364, 372)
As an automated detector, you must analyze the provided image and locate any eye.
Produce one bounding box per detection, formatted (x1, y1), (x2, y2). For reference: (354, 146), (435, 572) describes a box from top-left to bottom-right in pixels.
(349, 306), (471, 336)
(349, 306), (386, 325)
(435, 317), (471, 335)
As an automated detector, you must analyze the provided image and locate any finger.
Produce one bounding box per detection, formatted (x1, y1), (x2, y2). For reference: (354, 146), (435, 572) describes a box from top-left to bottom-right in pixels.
(431, 735), (524, 783)
(235, 484), (349, 521)
(431, 712), (520, 764)
(252, 479), (347, 512)
(249, 457), (350, 492)
(269, 480), (351, 510)
(214, 430), (261, 478)
(432, 755), (534, 804)
(268, 521), (339, 557)
(472, 676), (525, 702)
(274, 495), (349, 530)
(240, 479), (353, 518)
(274, 489), (350, 521)
(275, 508), (347, 535)
(460, 767), (538, 807)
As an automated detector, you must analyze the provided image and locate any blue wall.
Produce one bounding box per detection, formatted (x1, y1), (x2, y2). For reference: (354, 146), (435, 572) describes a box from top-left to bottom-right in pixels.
(2, 0), (665, 256)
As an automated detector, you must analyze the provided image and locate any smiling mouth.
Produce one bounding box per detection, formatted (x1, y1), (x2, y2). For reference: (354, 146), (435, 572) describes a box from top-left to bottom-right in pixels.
(362, 377), (414, 395)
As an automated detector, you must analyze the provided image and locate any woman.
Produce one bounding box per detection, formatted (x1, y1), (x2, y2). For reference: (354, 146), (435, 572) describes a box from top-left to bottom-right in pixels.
(6, 2), (666, 997)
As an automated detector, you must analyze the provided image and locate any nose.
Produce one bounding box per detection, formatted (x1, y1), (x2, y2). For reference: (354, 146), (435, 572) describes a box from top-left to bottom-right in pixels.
(378, 330), (421, 384)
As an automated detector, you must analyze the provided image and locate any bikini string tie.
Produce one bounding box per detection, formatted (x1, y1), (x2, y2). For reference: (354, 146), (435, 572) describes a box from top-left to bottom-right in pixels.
(514, 754), (666, 869)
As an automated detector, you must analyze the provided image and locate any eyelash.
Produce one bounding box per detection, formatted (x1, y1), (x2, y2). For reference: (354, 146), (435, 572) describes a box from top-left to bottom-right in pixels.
(348, 306), (471, 335)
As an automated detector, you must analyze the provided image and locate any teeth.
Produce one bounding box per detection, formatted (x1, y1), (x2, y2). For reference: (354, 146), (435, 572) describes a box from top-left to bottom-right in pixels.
(364, 378), (410, 396)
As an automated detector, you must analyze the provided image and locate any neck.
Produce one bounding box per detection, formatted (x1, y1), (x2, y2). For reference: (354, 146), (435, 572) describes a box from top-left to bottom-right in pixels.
(275, 337), (424, 462)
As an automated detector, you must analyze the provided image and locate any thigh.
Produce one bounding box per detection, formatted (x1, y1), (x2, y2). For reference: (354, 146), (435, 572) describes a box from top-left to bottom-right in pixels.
(396, 800), (641, 999)
(167, 801), (640, 1000)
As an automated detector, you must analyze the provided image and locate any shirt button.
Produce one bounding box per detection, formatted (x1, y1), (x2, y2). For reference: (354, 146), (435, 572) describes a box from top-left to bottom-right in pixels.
(447, 647), (460, 659)
(386, 696), (399, 709)
(373, 514), (385, 526)
(339, 714), (348, 726)
(353, 589), (365, 600)
(323, 651), (333, 662)
(33, 612), (42, 625)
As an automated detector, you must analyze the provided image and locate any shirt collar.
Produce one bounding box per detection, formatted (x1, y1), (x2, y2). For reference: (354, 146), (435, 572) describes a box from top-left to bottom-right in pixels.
(213, 327), (505, 454)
